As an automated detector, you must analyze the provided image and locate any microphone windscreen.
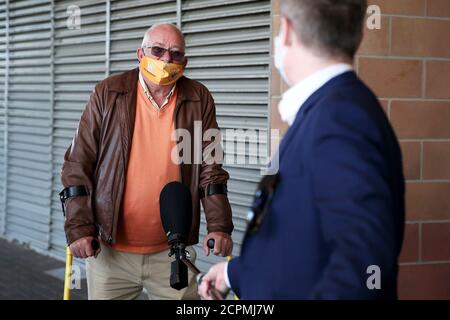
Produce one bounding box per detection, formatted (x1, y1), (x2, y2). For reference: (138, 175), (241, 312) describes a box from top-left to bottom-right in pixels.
(160, 181), (192, 242)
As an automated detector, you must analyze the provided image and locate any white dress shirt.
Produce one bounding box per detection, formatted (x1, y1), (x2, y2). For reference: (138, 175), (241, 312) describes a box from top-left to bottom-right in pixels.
(138, 72), (176, 110)
(278, 63), (353, 126)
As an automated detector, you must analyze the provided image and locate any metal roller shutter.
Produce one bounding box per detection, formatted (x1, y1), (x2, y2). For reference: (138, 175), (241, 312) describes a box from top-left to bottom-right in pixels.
(109, 0), (177, 75)
(4, 0), (52, 250)
(0, 0), (6, 235)
(181, 0), (271, 272)
(1, 1), (272, 275)
(50, 0), (107, 257)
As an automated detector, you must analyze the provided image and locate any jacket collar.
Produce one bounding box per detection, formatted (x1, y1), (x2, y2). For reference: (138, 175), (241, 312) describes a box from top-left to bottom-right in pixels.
(300, 71), (357, 115)
(107, 67), (201, 103)
(279, 71), (358, 160)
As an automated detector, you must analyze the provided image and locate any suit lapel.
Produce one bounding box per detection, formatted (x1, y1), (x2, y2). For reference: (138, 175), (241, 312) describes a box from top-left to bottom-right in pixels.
(278, 71), (357, 161)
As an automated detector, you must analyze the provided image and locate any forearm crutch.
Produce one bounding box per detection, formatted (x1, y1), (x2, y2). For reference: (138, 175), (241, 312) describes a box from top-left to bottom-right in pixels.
(63, 239), (99, 300)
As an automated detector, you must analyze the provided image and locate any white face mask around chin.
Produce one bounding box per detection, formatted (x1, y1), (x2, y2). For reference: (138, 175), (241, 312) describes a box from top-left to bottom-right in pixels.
(274, 36), (289, 84)
(274, 35), (297, 125)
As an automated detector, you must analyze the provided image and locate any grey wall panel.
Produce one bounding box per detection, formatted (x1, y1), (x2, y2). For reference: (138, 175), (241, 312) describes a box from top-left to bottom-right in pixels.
(0, 0), (5, 234)
(4, 0), (52, 250)
(109, 0), (177, 74)
(50, 0), (107, 258)
(181, 0), (271, 273)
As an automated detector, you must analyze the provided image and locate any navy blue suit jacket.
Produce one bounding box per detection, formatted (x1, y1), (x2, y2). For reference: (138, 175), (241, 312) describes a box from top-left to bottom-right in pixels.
(228, 71), (405, 299)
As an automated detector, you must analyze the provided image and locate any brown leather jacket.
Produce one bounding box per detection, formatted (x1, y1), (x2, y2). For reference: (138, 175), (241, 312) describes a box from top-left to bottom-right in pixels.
(61, 68), (233, 246)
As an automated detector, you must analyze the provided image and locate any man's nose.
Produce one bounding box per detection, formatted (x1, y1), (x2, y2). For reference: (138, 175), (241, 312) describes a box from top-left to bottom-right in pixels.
(160, 50), (172, 63)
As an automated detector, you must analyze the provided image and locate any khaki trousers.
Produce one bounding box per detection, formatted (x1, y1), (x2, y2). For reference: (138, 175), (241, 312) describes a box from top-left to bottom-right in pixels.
(86, 243), (199, 300)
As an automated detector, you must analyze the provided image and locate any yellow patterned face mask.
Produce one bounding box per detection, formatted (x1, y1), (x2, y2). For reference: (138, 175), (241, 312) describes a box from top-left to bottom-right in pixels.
(139, 56), (184, 86)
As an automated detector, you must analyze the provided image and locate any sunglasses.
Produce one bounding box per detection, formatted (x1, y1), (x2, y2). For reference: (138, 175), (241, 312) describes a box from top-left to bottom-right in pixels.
(142, 45), (185, 62)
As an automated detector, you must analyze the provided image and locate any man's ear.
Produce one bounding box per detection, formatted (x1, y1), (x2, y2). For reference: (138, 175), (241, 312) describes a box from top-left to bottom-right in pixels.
(279, 16), (289, 46)
(182, 57), (188, 68)
(280, 16), (296, 48)
(136, 47), (144, 62)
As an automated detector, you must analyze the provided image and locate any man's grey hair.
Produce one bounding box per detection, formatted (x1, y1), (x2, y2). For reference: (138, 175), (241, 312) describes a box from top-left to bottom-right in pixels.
(281, 0), (367, 60)
(141, 23), (185, 49)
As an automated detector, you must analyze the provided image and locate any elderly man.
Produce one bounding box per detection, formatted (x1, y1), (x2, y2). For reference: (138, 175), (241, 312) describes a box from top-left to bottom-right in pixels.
(60, 23), (233, 300)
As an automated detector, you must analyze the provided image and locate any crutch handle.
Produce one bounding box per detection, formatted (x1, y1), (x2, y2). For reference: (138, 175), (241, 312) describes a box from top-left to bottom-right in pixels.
(91, 239), (100, 251)
(64, 239), (100, 300)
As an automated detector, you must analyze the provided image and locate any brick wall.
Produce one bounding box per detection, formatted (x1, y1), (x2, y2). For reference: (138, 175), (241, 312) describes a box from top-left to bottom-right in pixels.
(271, 0), (450, 299)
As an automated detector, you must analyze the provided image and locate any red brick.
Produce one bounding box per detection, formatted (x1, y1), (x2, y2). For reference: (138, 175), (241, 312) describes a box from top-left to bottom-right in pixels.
(358, 16), (389, 55)
(272, 13), (280, 36)
(390, 101), (450, 139)
(359, 58), (422, 98)
(422, 223), (450, 261)
(427, 0), (450, 17)
(368, 0), (426, 15)
(379, 99), (389, 115)
(400, 223), (420, 263)
(423, 142), (450, 180)
(406, 183), (450, 220)
(400, 142), (421, 180)
(391, 18), (450, 58)
(271, 63), (282, 97)
(426, 60), (450, 99)
(398, 263), (450, 299)
(272, 0), (281, 15)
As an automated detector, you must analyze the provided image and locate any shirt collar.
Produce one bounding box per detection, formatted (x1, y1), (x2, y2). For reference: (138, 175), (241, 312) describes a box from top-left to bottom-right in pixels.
(138, 72), (176, 109)
(279, 63), (353, 126)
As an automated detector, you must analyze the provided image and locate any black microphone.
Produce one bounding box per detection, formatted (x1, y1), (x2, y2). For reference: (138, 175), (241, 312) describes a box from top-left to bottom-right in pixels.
(160, 181), (192, 244)
(160, 182), (224, 299)
(160, 181), (193, 290)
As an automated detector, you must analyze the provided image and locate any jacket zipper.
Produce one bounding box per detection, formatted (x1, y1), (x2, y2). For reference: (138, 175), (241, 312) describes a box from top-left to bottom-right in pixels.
(108, 93), (131, 245)
(97, 224), (113, 244)
(174, 98), (184, 184)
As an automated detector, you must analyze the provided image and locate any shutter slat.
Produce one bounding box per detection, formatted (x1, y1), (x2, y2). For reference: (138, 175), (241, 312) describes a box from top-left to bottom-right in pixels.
(50, 0), (107, 256)
(184, 1), (271, 273)
(3, 0), (51, 251)
(0, 0), (7, 234)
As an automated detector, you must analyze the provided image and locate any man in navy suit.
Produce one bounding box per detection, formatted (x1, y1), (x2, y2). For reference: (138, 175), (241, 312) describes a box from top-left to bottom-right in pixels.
(199, 0), (404, 300)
